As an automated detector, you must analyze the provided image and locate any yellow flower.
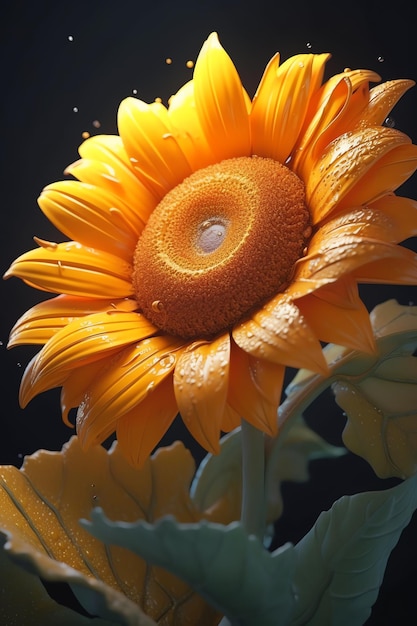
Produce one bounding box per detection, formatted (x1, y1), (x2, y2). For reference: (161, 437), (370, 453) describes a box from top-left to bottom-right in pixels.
(5, 33), (417, 467)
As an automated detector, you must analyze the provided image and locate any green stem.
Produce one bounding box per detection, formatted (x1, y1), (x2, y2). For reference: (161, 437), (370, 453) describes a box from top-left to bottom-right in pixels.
(240, 418), (266, 541)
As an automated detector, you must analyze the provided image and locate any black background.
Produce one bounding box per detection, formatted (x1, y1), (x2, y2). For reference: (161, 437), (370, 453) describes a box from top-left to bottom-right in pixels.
(1, 0), (417, 623)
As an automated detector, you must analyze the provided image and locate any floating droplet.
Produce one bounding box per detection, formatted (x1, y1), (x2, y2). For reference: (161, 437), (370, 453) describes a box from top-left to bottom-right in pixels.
(68, 35), (74, 42)
(186, 60), (194, 68)
(377, 55), (385, 63)
(72, 106), (78, 113)
(132, 88), (138, 94)
(82, 131), (90, 139)
(306, 42), (312, 49)
(165, 57), (172, 65)
(92, 119), (101, 128)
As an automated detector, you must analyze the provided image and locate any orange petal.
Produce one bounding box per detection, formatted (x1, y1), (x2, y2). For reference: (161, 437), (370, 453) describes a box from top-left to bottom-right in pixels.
(116, 376), (178, 468)
(8, 295), (138, 347)
(233, 296), (328, 375)
(60, 359), (111, 426)
(352, 248), (417, 284)
(227, 341), (284, 435)
(4, 240), (133, 299)
(168, 79), (216, 171)
(117, 98), (192, 198)
(28, 311), (157, 390)
(19, 353), (70, 408)
(193, 32), (251, 161)
(251, 52), (330, 163)
(359, 79), (415, 127)
(297, 223), (417, 283)
(297, 282), (376, 353)
(67, 134), (157, 221)
(368, 195), (417, 242)
(38, 181), (137, 258)
(77, 335), (185, 449)
(292, 69), (380, 179)
(306, 127), (417, 223)
(220, 404), (241, 433)
(174, 333), (231, 454)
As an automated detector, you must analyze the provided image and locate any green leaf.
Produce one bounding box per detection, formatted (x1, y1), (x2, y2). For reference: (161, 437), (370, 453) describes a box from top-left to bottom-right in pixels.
(83, 472), (417, 625)
(81, 513), (297, 626)
(290, 471), (417, 625)
(0, 436), (221, 625)
(192, 421), (345, 528)
(0, 533), (114, 625)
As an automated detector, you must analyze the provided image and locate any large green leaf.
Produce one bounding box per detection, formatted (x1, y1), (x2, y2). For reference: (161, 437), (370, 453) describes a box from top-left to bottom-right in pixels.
(0, 437), (221, 625)
(290, 471), (417, 625)
(83, 473), (417, 626)
(81, 513), (297, 626)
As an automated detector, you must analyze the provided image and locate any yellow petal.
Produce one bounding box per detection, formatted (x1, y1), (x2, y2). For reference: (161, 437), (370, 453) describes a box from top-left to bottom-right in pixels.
(297, 221), (417, 283)
(118, 98), (192, 198)
(168, 79), (216, 171)
(67, 134), (157, 220)
(233, 296), (328, 375)
(174, 333), (230, 454)
(4, 240), (133, 299)
(77, 335), (185, 449)
(227, 341), (284, 435)
(193, 32), (251, 160)
(29, 311), (157, 386)
(38, 181), (138, 258)
(297, 284), (376, 354)
(116, 376), (178, 468)
(307, 126), (417, 222)
(251, 52), (330, 163)
(8, 295), (138, 347)
(292, 69), (380, 179)
(60, 360), (112, 426)
(359, 79), (415, 127)
(353, 248), (417, 284)
(19, 353), (69, 408)
(368, 195), (417, 242)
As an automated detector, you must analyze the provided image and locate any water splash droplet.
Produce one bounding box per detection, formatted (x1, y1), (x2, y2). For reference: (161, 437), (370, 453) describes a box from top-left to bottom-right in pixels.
(377, 55), (385, 63)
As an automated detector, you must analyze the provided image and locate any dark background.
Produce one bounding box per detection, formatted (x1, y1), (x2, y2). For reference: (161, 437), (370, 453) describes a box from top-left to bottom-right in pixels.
(1, 0), (417, 623)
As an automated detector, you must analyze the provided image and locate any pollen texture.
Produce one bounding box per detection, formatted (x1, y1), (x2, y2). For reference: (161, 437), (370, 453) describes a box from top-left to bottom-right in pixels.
(133, 156), (310, 338)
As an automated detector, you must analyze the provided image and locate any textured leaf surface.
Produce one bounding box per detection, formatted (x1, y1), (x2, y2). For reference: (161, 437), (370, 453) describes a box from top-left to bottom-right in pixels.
(286, 300), (417, 478)
(290, 472), (417, 625)
(82, 513), (297, 626)
(0, 533), (114, 625)
(192, 421), (345, 527)
(83, 472), (417, 626)
(0, 437), (220, 625)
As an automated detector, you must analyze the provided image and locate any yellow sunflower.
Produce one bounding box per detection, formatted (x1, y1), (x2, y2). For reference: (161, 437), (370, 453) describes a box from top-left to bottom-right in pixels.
(5, 33), (417, 467)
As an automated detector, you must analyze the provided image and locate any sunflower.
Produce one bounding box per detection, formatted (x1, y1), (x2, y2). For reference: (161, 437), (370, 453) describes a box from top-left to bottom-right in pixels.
(5, 33), (417, 467)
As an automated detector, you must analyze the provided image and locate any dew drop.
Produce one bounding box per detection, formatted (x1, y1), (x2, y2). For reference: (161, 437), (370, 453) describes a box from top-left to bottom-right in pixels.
(132, 88), (138, 94)
(384, 116), (395, 128)
(196, 218), (228, 254)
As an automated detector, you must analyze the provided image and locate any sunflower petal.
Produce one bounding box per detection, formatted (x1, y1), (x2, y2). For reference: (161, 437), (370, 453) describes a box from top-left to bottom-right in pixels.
(307, 127), (417, 222)
(233, 296), (328, 375)
(167, 80), (215, 171)
(4, 241), (133, 299)
(359, 79), (415, 127)
(353, 248), (417, 284)
(19, 353), (69, 408)
(8, 295), (138, 347)
(67, 134), (157, 221)
(297, 285), (376, 354)
(227, 342), (283, 435)
(292, 69), (380, 179)
(297, 224), (417, 283)
(29, 311), (157, 391)
(368, 195), (417, 242)
(251, 52), (330, 163)
(193, 32), (251, 161)
(118, 98), (192, 198)
(60, 360), (111, 426)
(38, 181), (137, 257)
(77, 336), (185, 449)
(174, 333), (230, 454)
(116, 376), (178, 468)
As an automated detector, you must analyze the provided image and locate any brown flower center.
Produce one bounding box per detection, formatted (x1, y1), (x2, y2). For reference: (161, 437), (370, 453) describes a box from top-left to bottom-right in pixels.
(133, 156), (310, 338)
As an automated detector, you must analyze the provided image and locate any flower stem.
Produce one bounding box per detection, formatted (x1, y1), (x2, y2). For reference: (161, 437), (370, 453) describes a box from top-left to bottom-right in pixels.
(240, 418), (266, 541)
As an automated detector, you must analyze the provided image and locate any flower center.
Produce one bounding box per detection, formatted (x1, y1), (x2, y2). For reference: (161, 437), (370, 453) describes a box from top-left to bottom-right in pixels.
(133, 156), (310, 338)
